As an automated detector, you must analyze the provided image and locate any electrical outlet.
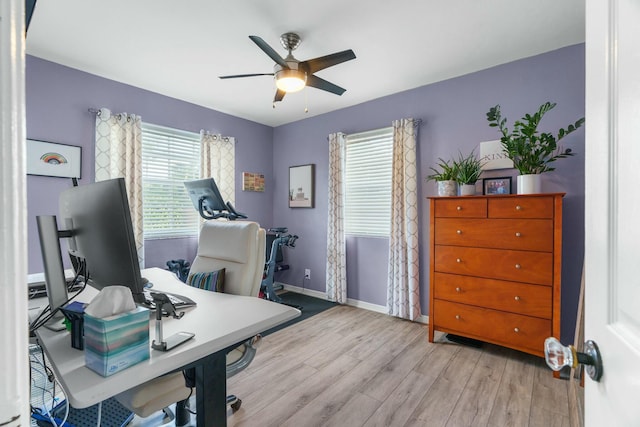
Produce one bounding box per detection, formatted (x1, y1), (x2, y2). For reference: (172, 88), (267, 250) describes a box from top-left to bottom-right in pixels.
(304, 269), (311, 280)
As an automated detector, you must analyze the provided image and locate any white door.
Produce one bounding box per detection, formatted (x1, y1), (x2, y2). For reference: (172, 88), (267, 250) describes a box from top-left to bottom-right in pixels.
(585, 0), (640, 425)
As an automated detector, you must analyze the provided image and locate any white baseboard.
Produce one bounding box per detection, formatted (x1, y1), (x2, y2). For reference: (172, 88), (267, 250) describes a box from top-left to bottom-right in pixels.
(277, 282), (429, 325)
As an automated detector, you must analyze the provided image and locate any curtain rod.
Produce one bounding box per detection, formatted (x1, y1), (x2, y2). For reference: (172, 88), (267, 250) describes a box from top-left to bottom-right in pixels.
(326, 118), (424, 140)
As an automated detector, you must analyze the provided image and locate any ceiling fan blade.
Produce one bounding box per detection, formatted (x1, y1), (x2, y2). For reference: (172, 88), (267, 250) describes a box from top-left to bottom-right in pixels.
(219, 73), (274, 79)
(274, 89), (286, 103)
(301, 49), (356, 74)
(249, 35), (289, 68)
(306, 75), (347, 96)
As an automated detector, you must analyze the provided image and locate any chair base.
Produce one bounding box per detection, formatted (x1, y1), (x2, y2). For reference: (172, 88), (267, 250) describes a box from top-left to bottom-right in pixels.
(171, 394), (241, 425)
(227, 394), (242, 412)
(175, 399), (191, 426)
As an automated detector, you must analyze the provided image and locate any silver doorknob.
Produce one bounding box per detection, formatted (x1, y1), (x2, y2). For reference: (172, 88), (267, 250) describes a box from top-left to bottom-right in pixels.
(544, 337), (603, 382)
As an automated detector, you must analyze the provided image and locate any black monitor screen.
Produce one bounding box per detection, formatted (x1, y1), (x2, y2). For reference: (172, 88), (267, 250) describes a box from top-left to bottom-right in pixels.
(184, 178), (227, 212)
(59, 178), (144, 303)
(25, 0), (37, 32)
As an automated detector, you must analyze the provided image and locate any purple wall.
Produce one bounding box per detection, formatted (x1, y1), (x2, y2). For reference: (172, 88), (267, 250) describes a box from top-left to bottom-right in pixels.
(272, 44), (585, 343)
(26, 44), (585, 343)
(26, 56), (274, 273)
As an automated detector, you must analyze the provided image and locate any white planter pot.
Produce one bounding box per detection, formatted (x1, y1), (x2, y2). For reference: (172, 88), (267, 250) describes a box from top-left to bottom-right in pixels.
(459, 184), (476, 196)
(437, 180), (457, 197)
(517, 174), (542, 194)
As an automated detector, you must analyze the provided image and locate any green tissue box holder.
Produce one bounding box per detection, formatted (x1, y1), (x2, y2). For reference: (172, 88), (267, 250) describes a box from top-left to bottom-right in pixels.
(84, 306), (150, 377)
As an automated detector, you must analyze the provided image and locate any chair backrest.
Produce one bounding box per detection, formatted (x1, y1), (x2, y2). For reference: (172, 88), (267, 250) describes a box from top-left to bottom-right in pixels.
(189, 220), (265, 297)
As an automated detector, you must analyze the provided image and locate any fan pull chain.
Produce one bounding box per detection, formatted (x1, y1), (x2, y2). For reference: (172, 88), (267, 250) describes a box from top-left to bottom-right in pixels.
(304, 87), (309, 113)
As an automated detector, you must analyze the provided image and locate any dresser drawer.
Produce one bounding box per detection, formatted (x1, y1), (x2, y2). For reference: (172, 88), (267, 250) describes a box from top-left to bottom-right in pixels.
(433, 272), (552, 318)
(434, 198), (487, 218)
(488, 196), (554, 219)
(434, 218), (553, 251)
(434, 246), (553, 285)
(433, 300), (551, 355)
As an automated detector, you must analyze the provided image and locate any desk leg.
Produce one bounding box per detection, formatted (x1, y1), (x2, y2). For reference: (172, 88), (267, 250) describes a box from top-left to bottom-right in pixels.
(195, 350), (227, 427)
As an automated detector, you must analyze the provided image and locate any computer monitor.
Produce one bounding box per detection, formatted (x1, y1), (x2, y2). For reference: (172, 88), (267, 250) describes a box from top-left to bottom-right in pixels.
(58, 178), (145, 304)
(36, 215), (69, 328)
(184, 178), (246, 220)
(25, 0), (37, 32)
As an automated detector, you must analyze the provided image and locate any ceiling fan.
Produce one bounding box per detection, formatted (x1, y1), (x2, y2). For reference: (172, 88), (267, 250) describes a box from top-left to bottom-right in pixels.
(219, 32), (356, 104)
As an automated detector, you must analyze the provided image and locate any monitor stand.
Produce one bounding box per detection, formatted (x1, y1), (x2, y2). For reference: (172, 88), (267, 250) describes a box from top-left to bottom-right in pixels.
(43, 312), (66, 332)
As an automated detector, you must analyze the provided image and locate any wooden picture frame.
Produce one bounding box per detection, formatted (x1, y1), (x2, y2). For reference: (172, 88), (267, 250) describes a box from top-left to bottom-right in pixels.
(289, 164), (314, 208)
(483, 176), (512, 195)
(27, 139), (82, 178)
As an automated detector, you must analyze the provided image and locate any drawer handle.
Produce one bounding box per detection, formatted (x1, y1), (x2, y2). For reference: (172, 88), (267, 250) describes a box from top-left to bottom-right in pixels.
(514, 327), (520, 333)
(456, 206), (462, 211)
(455, 287), (462, 293)
(456, 258), (462, 263)
(456, 229), (462, 235)
(455, 315), (461, 320)
(515, 232), (522, 237)
(514, 296), (521, 301)
(516, 205), (522, 211)
(515, 263), (521, 269)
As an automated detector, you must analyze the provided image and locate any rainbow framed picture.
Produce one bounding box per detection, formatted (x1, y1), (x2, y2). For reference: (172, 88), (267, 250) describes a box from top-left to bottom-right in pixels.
(27, 139), (81, 178)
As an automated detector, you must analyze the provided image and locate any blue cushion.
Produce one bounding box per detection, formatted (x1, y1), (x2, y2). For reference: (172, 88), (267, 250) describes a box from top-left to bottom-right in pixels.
(186, 269), (225, 292)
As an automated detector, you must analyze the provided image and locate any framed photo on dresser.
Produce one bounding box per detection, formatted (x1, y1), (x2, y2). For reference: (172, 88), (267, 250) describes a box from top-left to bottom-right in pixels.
(483, 176), (511, 195)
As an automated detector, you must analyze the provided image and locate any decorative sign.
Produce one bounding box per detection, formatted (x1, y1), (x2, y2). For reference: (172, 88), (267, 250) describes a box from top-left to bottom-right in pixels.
(479, 140), (513, 170)
(242, 172), (265, 192)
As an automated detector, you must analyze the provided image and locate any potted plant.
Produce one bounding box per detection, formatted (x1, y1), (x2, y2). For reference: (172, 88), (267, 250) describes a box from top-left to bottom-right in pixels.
(427, 157), (458, 196)
(454, 150), (484, 196)
(486, 102), (584, 194)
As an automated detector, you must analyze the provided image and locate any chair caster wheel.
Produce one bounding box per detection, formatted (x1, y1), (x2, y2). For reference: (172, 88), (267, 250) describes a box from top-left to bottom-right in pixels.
(231, 399), (242, 412)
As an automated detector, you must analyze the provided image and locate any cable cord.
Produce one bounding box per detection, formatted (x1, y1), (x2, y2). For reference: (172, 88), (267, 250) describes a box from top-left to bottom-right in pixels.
(96, 401), (102, 427)
(30, 351), (69, 427)
(29, 263), (89, 332)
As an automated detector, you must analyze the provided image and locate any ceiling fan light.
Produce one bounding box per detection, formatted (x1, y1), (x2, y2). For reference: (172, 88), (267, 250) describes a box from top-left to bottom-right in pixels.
(275, 70), (307, 92)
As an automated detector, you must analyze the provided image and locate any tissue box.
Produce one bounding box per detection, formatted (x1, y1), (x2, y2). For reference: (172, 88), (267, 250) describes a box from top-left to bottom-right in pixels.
(83, 306), (150, 377)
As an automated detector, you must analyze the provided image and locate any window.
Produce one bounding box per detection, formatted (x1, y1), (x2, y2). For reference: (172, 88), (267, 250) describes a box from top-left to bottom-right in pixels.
(141, 123), (201, 239)
(344, 127), (394, 237)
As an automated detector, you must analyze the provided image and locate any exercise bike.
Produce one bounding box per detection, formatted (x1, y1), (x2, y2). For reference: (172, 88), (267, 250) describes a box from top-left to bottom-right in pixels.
(260, 227), (300, 308)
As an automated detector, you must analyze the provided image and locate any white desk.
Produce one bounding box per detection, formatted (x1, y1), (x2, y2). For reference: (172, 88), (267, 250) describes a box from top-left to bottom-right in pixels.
(34, 268), (300, 426)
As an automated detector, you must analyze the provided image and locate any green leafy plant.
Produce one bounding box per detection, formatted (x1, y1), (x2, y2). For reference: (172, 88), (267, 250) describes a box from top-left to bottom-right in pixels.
(427, 158), (458, 181)
(454, 150), (484, 185)
(486, 102), (585, 175)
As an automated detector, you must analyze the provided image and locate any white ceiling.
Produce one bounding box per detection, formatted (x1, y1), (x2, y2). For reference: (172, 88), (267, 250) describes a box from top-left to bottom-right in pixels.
(26, 0), (585, 127)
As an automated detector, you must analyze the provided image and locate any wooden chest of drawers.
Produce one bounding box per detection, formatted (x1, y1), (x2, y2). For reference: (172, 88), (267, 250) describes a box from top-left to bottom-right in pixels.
(428, 194), (563, 357)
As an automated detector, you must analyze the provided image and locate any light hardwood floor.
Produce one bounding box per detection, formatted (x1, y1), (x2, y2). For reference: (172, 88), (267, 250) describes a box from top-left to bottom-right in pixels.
(224, 304), (570, 427)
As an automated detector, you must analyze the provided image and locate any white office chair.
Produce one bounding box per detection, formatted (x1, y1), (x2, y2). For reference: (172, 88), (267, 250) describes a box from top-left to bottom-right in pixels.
(115, 220), (266, 424)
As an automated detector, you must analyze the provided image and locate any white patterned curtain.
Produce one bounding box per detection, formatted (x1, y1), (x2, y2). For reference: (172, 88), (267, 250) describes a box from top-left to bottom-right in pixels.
(94, 108), (144, 267)
(387, 118), (421, 320)
(326, 132), (347, 303)
(200, 131), (235, 205)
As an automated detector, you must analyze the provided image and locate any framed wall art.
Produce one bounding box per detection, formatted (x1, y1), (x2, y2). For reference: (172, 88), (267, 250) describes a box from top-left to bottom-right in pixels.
(242, 172), (265, 192)
(27, 139), (82, 178)
(289, 164), (314, 208)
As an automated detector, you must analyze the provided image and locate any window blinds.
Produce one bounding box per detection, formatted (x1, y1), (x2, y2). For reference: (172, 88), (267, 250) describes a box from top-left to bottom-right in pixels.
(141, 123), (201, 239)
(344, 127), (393, 237)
